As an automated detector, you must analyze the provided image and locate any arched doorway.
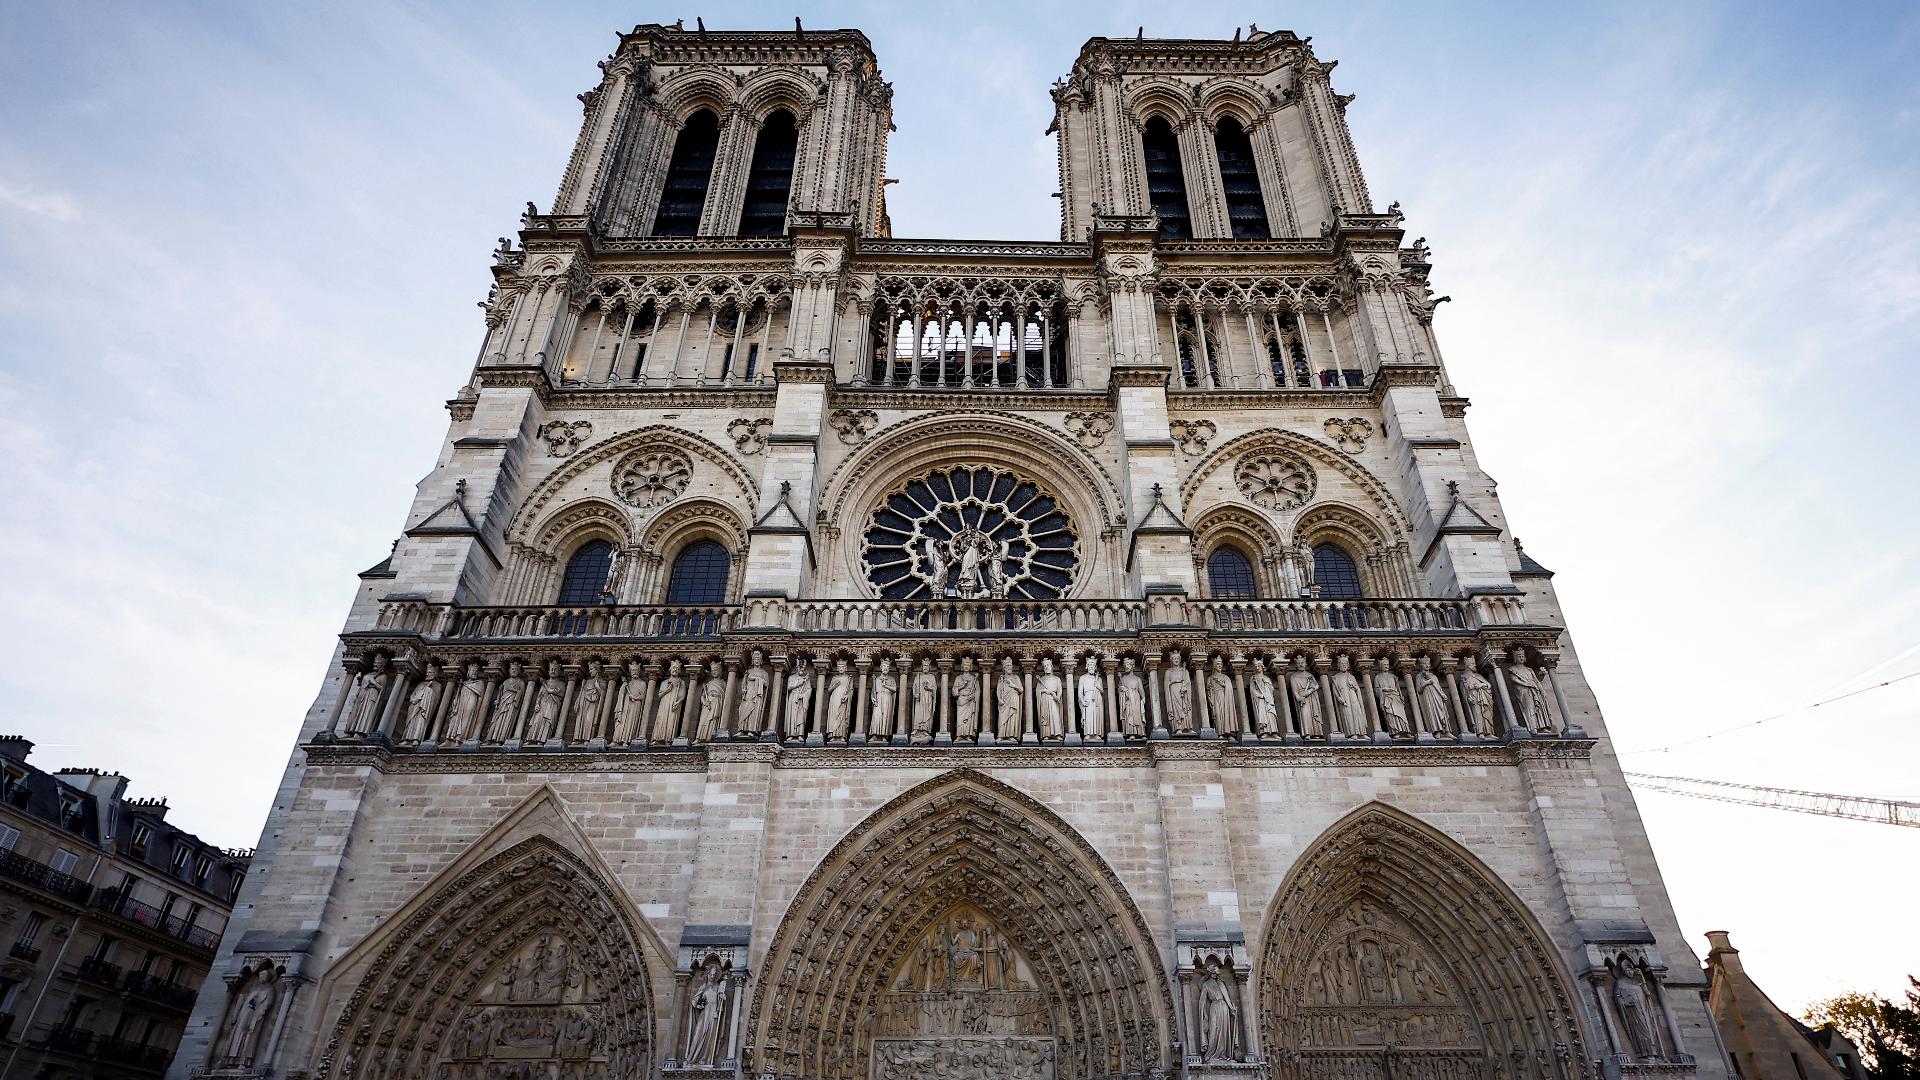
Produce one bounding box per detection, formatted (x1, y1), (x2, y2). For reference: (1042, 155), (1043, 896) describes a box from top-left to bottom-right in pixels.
(746, 770), (1174, 1080)
(1255, 804), (1594, 1079)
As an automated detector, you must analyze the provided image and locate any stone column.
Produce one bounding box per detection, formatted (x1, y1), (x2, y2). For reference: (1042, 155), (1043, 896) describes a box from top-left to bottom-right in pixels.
(319, 657), (360, 740)
(556, 664), (581, 744)
(717, 658), (741, 740)
(1230, 657), (1250, 742)
(1020, 658), (1037, 744)
(1483, 649), (1521, 739)
(1192, 652), (1213, 736)
(936, 657), (953, 741)
(373, 662), (417, 743)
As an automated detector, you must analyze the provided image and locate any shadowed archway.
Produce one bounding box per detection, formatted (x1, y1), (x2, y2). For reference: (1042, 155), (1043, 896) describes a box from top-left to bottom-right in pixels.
(1255, 803), (1594, 1079)
(745, 769), (1175, 1080)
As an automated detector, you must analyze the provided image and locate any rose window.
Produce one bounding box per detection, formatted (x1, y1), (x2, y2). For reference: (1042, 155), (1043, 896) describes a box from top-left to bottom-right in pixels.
(611, 449), (692, 509)
(1235, 452), (1316, 511)
(863, 466), (1079, 600)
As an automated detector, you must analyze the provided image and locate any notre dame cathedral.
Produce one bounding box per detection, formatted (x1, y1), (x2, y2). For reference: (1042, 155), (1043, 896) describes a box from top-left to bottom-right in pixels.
(177, 22), (1730, 1080)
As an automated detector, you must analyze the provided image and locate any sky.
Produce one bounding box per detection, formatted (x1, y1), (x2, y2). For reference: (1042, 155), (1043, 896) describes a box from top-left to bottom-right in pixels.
(1, 1), (1916, 1016)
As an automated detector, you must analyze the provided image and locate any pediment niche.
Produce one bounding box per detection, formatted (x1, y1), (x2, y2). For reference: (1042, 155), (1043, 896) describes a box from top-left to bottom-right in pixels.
(867, 904), (1057, 1079)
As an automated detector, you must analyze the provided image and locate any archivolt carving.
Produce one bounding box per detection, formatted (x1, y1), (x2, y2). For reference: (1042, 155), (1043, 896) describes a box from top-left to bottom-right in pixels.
(746, 770), (1174, 1080)
(1194, 75), (1274, 127)
(527, 498), (635, 556)
(1255, 803), (1593, 1079)
(507, 426), (757, 545)
(637, 497), (748, 559)
(1122, 76), (1200, 127)
(313, 836), (659, 1079)
(740, 65), (828, 117)
(1181, 429), (1409, 535)
(1290, 503), (1388, 551)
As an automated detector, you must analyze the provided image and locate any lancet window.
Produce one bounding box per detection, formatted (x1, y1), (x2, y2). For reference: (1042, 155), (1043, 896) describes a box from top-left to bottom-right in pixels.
(565, 297), (661, 383)
(866, 282), (1069, 389)
(1213, 116), (1269, 239)
(1170, 307), (1222, 388)
(1142, 115), (1192, 240)
(1206, 546), (1259, 599)
(653, 109), (720, 236)
(666, 540), (731, 605)
(556, 541), (616, 605)
(1312, 544), (1364, 600)
(738, 109), (798, 236)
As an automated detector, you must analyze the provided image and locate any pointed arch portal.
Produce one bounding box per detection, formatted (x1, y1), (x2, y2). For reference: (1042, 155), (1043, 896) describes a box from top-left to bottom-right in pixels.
(747, 770), (1174, 1080)
(1255, 803), (1594, 1079)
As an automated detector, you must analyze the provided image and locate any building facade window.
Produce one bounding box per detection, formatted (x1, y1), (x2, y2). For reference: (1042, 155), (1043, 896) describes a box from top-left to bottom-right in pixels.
(665, 541), (731, 605)
(1141, 116), (1192, 239)
(738, 109), (798, 236)
(652, 109), (721, 236)
(51, 848), (78, 875)
(556, 541), (616, 606)
(1213, 116), (1269, 239)
(1206, 547), (1259, 599)
(1313, 543), (1365, 599)
(0, 823), (17, 850)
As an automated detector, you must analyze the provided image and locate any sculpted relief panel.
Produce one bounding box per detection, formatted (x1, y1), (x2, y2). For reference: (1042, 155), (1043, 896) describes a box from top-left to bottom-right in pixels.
(434, 935), (614, 1080)
(1294, 899), (1479, 1064)
(867, 905), (1057, 1080)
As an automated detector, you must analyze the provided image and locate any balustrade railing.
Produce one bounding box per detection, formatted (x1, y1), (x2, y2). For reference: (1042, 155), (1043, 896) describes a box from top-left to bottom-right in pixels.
(783, 599), (1146, 634)
(1189, 598), (1478, 633)
(31, 1024), (94, 1054)
(435, 604), (737, 641)
(94, 1033), (172, 1071)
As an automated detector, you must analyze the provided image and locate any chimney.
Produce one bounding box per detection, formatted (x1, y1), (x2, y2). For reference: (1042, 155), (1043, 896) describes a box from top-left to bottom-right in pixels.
(1704, 930), (1743, 973)
(0, 736), (33, 762)
(126, 797), (169, 821)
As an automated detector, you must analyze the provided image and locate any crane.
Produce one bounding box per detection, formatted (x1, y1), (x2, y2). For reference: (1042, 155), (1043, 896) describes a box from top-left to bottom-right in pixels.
(1624, 772), (1920, 829)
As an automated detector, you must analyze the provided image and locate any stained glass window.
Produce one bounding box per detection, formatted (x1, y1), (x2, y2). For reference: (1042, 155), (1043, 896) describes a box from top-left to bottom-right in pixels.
(556, 541), (614, 605)
(863, 466), (1078, 601)
(666, 540), (731, 605)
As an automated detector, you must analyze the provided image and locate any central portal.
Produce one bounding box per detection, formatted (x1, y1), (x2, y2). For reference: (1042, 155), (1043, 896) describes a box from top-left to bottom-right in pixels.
(867, 904), (1058, 1079)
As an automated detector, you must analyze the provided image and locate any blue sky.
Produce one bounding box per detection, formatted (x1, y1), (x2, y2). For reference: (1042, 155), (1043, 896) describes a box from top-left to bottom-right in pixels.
(1, 2), (1916, 1013)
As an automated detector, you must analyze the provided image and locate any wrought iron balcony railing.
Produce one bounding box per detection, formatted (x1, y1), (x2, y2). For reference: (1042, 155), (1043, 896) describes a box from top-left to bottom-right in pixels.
(73, 955), (122, 987)
(92, 888), (223, 953)
(0, 848), (92, 904)
(124, 970), (197, 1010)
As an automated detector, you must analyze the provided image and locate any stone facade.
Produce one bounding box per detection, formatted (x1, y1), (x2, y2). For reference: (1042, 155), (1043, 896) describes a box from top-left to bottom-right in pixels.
(174, 23), (1730, 1080)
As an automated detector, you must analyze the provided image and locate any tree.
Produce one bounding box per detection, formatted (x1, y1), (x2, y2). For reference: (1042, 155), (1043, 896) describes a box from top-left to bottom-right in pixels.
(1806, 978), (1920, 1079)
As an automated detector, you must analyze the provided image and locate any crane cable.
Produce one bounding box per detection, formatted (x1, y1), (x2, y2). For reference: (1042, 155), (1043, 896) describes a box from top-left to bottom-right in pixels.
(1624, 772), (1920, 829)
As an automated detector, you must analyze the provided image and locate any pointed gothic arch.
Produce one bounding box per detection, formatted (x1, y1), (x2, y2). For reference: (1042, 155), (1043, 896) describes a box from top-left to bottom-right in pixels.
(745, 769), (1175, 1080)
(312, 789), (667, 1078)
(1254, 802), (1594, 1079)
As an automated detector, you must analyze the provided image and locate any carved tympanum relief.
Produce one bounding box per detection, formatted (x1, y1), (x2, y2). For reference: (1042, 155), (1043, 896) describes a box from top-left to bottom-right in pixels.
(1170, 418), (1216, 455)
(861, 465), (1079, 601)
(726, 417), (771, 455)
(1322, 417), (1372, 453)
(540, 420), (594, 457)
(1295, 899), (1476, 1058)
(1062, 411), (1113, 448)
(611, 449), (692, 509)
(868, 903), (1056, 1078)
(1235, 452), (1316, 511)
(434, 934), (613, 1079)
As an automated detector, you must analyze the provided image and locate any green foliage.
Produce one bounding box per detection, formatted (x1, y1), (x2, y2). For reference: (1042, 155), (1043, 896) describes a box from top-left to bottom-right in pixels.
(1806, 978), (1920, 1079)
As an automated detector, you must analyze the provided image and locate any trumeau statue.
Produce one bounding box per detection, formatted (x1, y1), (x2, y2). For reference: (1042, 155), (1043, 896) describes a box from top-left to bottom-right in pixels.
(1249, 659), (1280, 737)
(696, 660), (726, 741)
(444, 660), (485, 744)
(652, 658), (687, 743)
(400, 663), (439, 744)
(1289, 656), (1324, 737)
(486, 660), (526, 742)
(1460, 663), (1496, 735)
(527, 659), (566, 743)
(1330, 655), (1367, 736)
(1373, 658), (1411, 738)
(343, 654), (390, 737)
(953, 657), (981, 739)
(736, 649), (770, 736)
(910, 658), (938, 742)
(1035, 658), (1064, 740)
(784, 658), (814, 739)
(870, 657), (899, 739)
(1205, 655), (1235, 735)
(995, 656), (1023, 739)
(613, 659), (646, 745)
(1117, 657), (1147, 738)
(1076, 655), (1104, 739)
(1415, 657), (1452, 734)
(1164, 650), (1195, 735)
(825, 658), (854, 741)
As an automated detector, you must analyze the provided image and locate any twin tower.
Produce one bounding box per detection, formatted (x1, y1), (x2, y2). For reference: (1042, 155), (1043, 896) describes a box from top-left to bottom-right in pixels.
(176, 23), (1731, 1080)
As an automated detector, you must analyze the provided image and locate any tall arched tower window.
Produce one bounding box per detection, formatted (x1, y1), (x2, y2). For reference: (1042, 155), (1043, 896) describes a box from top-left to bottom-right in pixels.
(556, 540), (616, 605)
(665, 540), (731, 605)
(738, 109), (798, 236)
(652, 109), (720, 236)
(1141, 116), (1192, 240)
(1213, 116), (1269, 239)
(1207, 546), (1259, 599)
(1312, 543), (1364, 599)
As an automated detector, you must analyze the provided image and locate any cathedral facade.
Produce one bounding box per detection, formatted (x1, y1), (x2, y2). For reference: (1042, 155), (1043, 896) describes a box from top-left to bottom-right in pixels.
(177, 24), (1727, 1080)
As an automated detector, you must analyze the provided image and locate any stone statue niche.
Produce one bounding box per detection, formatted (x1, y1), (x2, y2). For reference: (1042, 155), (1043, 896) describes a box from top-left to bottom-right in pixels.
(1600, 951), (1679, 1064)
(209, 958), (283, 1073)
(671, 949), (743, 1074)
(431, 932), (614, 1078)
(868, 903), (1058, 1080)
(1179, 946), (1253, 1071)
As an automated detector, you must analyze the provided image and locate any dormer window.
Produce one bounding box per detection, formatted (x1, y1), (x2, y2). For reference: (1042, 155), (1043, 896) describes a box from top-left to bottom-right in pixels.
(129, 822), (154, 857)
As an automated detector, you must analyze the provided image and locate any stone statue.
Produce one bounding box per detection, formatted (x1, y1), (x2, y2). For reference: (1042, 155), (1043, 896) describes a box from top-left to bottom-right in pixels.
(485, 661), (525, 742)
(736, 649), (770, 737)
(956, 532), (985, 596)
(1460, 663), (1495, 735)
(1164, 650), (1195, 735)
(920, 537), (948, 598)
(1415, 657), (1452, 734)
(1248, 659), (1279, 737)
(870, 657), (899, 739)
(1373, 658), (1412, 738)
(343, 654), (390, 737)
(685, 960), (728, 1066)
(1035, 658), (1065, 740)
(824, 658), (853, 741)
(399, 663), (438, 744)
(784, 658), (814, 739)
(1205, 655), (1236, 735)
(1196, 959), (1239, 1063)
(444, 660), (485, 744)
(985, 538), (1012, 598)
(1288, 656), (1323, 737)
(1117, 657), (1147, 738)
(1077, 655), (1105, 739)
(994, 656), (1023, 739)
(952, 657), (981, 739)
(1330, 655), (1367, 736)
(1507, 648), (1553, 732)
(527, 659), (565, 743)
(216, 964), (279, 1067)
(695, 660), (726, 741)
(572, 659), (608, 742)
(1612, 963), (1660, 1059)
(612, 660), (646, 745)
(910, 658), (938, 742)
(652, 659), (687, 743)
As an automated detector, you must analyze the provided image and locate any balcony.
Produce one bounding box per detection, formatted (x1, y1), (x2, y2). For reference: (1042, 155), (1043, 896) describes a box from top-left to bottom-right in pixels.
(94, 1033), (172, 1072)
(9, 940), (40, 963)
(30, 1024), (94, 1054)
(73, 955), (123, 987)
(124, 971), (197, 1011)
(0, 848), (92, 904)
(92, 888), (223, 954)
